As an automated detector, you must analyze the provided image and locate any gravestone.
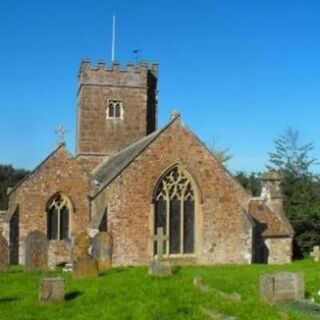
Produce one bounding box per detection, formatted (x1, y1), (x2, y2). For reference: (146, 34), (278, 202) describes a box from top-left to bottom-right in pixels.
(39, 277), (65, 303)
(91, 232), (112, 272)
(0, 235), (9, 272)
(260, 272), (304, 304)
(149, 227), (172, 277)
(25, 231), (48, 272)
(310, 246), (320, 262)
(73, 254), (98, 279)
(72, 232), (90, 262)
(194, 276), (241, 301)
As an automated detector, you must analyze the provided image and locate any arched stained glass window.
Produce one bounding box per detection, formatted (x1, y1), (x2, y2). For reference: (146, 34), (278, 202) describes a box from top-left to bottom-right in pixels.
(47, 194), (71, 240)
(154, 166), (195, 256)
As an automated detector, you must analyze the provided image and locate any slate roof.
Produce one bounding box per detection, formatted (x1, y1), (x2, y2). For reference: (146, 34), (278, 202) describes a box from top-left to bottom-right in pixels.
(92, 119), (176, 197)
(249, 199), (294, 237)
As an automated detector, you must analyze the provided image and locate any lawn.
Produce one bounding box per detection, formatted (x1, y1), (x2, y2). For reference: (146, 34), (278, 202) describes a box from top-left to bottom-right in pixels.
(1, 260), (320, 320)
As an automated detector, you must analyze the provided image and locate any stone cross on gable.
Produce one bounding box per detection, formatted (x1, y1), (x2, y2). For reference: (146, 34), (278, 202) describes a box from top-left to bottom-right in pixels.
(153, 227), (168, 261)
(311, 246), (320, 262)
(54, 124), (68, 146)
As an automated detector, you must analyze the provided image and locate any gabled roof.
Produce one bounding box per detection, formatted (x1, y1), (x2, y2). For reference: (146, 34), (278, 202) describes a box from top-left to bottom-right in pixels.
(92, 117), (177, 198)
(7, 144), (65, 196)
(249, 199), (294, 237)
(91, 113), (252, 199)
(8, 143), (90, 196)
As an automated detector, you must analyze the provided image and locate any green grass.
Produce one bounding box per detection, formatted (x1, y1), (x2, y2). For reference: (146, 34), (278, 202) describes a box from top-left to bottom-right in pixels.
(1, 260), (320, 320)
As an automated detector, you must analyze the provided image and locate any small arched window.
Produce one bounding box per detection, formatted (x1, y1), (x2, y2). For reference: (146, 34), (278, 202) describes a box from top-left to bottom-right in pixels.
(46, 194), (71, 240)
(154, 166), (195, 256)
(107, 100), (123, 119)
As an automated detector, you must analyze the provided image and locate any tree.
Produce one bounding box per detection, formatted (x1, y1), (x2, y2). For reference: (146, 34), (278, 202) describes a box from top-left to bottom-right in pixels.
(267, 127), (320, 257)
(234, 171), (262, 197)
(0, 165), (29, 210)
(207, 138), (233, 164)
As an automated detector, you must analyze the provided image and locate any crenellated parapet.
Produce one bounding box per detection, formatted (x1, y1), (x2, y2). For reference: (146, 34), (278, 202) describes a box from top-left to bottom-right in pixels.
(76, 57), (158, 161)
(78, 59), (158, 92)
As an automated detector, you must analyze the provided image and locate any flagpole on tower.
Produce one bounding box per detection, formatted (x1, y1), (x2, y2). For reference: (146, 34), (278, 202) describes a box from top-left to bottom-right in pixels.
(111, 13), (116, 61)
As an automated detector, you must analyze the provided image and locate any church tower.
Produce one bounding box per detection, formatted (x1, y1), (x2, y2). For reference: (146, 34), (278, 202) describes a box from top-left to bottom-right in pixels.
(76, 60), (158, 170)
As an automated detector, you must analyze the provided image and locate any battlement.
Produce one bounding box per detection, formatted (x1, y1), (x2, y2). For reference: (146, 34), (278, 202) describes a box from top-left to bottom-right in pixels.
(78, 60), (158, 93)
(78, 60), (158, 90)
(76, 58), (158, 159)
(80, 59), (158, 73)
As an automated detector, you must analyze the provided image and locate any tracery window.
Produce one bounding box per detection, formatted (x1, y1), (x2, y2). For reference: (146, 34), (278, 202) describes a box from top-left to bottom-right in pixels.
(154, 166), (195, 256)
(107, 100), (123, 119)
(46, 194), (71, 240)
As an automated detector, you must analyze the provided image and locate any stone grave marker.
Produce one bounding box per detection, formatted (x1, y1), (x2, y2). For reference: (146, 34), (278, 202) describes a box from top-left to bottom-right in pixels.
(0, 235), (9, 272)
(39, 277), (65, 303)
(91, 232), (113, 272)
(73, 254), (98, 279)
(72, 232), (90, 262)
(260, 272), (304, 304)
(149, 227), (172, 276)
(194, 276), (241, 301)
(25, 231), (48, 272)
(310, 246), (320, 262)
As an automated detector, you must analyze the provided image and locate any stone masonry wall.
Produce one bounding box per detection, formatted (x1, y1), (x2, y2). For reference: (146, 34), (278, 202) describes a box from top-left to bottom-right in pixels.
(93, 119), (253, 266)
(76, 61), (158, 169)
(265, 237), (293, 264)
(8, 146), (92, 264)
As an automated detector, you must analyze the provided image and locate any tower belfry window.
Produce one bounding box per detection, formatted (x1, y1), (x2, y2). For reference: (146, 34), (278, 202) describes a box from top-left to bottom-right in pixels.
(107, 100), (123, 119)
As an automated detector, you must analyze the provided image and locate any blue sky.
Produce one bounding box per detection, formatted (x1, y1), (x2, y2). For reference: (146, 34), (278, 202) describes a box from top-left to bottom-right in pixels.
(1, 0), (320, 173)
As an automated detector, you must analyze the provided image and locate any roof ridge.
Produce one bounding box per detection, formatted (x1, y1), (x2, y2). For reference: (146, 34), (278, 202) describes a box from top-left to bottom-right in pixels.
(91, 128), (161, 176)
(92, 117), (179, 198)
(7, 143), (67, 195)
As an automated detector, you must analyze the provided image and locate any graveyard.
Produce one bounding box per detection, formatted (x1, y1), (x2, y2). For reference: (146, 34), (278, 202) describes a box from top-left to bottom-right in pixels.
(1, 259), (320, 319)
(2, 2), (320, 319)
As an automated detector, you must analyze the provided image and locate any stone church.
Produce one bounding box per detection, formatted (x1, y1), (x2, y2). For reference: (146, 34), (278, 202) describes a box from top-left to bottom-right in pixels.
(2, 60), (294, 267)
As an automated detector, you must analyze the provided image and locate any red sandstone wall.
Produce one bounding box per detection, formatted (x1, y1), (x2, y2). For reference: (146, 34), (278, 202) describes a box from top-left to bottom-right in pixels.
(76, 61), (158, 162)
(9, 146), (91, 264)
(93, 119), (253, 266)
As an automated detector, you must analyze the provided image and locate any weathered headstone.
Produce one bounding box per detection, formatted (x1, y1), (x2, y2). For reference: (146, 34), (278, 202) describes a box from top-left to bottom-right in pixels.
(39, 277), (65, 303)
(0, 235), (9, 272)
(72, 232), (90, 262)
(25, 231), (48, 272)
(149, 227), (171, 277)
(260, 272), (304, 304)
(91, 232), (113, 272)
(310, 246), (320, 262)
(194, 276), (241, 301)
(73, 254), (98, 279)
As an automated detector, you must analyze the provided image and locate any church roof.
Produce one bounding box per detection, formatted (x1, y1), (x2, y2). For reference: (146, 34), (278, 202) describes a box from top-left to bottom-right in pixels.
(92, 117), (178, 197)
(7, 143), (66, 196)
(249, 199), (294, 237)
(7, 143), (90, 196)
